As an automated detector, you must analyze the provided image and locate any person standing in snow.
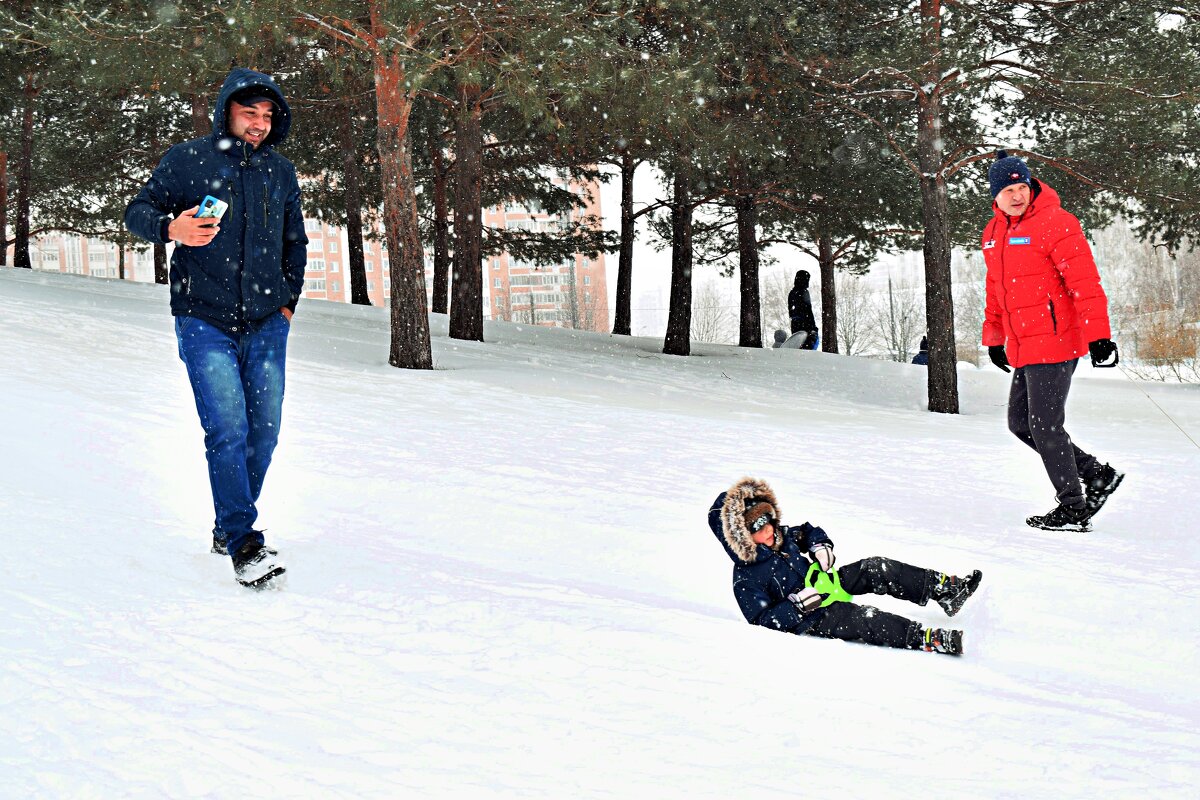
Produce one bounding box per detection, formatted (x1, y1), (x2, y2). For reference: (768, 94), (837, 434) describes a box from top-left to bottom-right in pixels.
(787, 269), (819, 350)
(981, 151), (1123, 532)
(708, 478), (982, 656)
(125, 68), (307, 588)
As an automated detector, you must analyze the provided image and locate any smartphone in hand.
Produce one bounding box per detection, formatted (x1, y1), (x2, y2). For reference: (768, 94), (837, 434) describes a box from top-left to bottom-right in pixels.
(196, 195), (228, 226)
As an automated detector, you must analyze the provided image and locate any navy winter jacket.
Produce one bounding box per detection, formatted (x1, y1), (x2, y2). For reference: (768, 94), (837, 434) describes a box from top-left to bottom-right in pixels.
(125, 68), (308, 334)
(708, 491), (834, 635)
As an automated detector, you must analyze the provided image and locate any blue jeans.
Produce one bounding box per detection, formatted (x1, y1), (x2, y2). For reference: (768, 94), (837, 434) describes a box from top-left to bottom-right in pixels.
(176, 312), (289, 557)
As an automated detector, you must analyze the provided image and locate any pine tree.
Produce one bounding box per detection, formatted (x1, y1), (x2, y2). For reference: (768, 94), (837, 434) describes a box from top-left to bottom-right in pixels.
(781, 0), (1200, 413)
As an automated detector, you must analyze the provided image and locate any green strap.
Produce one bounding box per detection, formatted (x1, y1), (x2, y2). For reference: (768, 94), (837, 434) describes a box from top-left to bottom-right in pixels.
(805, 561), (855, 606)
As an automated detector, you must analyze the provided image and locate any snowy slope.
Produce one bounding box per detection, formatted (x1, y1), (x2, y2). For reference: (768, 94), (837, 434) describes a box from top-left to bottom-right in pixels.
(2, 268), (1198, 799)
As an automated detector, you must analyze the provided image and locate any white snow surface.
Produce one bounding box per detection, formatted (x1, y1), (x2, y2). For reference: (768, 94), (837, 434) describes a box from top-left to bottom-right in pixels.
(2, 268), (1198, 798)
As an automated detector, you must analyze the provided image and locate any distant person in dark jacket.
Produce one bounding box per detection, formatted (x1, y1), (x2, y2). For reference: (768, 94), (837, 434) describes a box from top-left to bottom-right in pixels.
(125, 67), (308, 589)
(787, 270), (819, 349)
(708, 477), (982, 655)
(912, 335), (929, 366)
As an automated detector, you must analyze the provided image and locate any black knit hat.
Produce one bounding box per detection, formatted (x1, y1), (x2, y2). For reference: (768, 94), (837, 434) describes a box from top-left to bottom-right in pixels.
(988, 150), (1032, 198)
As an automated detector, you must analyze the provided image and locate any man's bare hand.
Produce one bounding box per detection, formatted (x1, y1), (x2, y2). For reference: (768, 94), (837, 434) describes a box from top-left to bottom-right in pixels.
(168, 206), (220, 247)
(280, 307), (292, 322)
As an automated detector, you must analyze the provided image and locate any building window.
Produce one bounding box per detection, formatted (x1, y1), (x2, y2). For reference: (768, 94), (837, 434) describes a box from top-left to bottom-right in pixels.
(494, 277), (502, 288)
(583, 275), (591, 285)
(303, 278), (326, 293)
(331, 281), (340, 293)
(329, 261), (339, 273)
(367, 280), (375, 291)
(328, 240), (338, 253)
(304, 218), (321, 232)
(309, 259), (325, 272)
(366, 261), (374, 272)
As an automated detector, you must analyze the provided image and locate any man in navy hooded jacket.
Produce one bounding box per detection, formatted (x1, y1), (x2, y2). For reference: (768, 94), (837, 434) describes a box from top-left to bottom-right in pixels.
(126, 68), (307, 588)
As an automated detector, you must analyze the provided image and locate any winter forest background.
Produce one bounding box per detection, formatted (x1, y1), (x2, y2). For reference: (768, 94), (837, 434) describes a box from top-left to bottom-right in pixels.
(1, 1), (1199, 406)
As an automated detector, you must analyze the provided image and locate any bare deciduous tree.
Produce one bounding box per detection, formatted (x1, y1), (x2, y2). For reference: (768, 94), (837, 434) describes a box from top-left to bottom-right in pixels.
(953, 252), (986, 365)
(836, 274), (875, 356)
(691, 279), (736, 344)
(759, 270), (793, 344)
(873, 276), (925, 362)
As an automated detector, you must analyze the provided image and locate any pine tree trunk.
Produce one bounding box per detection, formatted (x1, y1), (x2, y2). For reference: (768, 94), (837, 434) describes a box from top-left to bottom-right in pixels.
(341, 101), (370, 306)
(1, 150), (7, 267)
(919, 0), (958, 413)
(431, 140), (450, 315)
(191, 92), (209, 138)
(117, 219), (126, 280)
(374, 49), (432, 370)
(663, 163), (693, 357)
(611, 150), (636, 335)
(734, 191), (762, 348)
(13, 76), (37, 270)
(450, 82), (484, 342)
(818, 232), (838, 354)
(154, 243), (167, 284)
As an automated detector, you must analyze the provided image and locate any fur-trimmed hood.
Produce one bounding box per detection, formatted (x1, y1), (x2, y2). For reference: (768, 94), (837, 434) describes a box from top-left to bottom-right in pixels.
(712, 477), (781, 564)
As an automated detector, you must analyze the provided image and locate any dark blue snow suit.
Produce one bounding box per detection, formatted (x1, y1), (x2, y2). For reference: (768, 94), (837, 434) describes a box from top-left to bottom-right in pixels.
(125, 68), (308, 335)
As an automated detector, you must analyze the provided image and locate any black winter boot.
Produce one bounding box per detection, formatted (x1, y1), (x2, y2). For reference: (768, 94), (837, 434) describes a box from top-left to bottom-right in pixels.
(930, 570), (983, 617)
(232, 540), (286, 589)
(211, 534), (228, 555)
(921, 628), (963, 656)
(1084, 464), (1124, 519)
(1026, 502), (1092, 532)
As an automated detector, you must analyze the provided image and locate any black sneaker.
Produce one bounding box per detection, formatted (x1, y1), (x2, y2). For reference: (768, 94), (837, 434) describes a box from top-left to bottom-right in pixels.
(1085, 464), (1124, 519)
(232, 541), (286, 589)
(211, 535), (228, 556)
(1026, 503), (1092, 532)
(931, 570), (983, 617)
(922, 628), (964, 656)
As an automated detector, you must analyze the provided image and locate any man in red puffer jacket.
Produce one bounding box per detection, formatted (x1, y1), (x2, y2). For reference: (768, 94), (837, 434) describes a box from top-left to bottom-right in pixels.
(981, 151), (1124, 532)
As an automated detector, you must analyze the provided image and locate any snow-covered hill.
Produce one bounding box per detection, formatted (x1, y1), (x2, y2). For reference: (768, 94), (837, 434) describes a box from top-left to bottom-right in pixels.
(2, 268), (1197, 798)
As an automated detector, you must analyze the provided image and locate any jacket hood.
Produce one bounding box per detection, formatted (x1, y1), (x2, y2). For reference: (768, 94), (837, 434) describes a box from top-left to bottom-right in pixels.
(212, 67), (292, 148)
(992, 178), (1058, 222)
(709, 477), (781, 564)
(794, 270), (810, 289)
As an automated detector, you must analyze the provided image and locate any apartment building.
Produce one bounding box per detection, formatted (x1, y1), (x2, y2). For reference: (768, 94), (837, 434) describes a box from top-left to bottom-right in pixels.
(13, 235), (155, 282)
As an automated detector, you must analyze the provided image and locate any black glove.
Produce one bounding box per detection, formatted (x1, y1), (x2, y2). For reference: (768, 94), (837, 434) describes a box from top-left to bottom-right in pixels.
(988, 345), (1011, 373)
(1089, 338), (1119, 368)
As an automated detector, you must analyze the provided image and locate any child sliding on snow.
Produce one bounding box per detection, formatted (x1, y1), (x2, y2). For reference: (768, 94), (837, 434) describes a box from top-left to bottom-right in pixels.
(708, 478), (982, 656)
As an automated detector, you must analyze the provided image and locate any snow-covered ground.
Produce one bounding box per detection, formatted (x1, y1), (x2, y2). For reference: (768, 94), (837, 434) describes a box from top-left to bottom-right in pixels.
(2, 268), (1198, 798)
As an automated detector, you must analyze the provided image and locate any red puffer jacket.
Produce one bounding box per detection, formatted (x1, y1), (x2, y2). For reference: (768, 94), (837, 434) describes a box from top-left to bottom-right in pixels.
(981, 180), (1110, 368)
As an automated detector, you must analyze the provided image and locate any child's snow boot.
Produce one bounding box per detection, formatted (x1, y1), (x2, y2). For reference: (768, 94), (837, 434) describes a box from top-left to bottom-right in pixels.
(921, 628), (963, 656)
(931, 570), (983, 617)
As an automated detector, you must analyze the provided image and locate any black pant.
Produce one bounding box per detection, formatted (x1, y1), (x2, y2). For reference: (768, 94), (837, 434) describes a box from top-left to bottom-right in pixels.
(804, 557), (933, 650)
(1007, 359), (1099, 508)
